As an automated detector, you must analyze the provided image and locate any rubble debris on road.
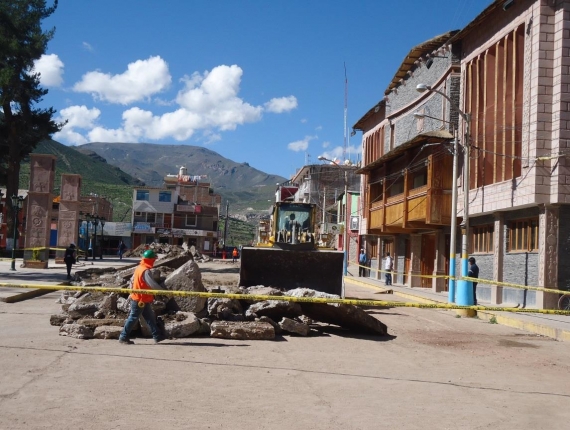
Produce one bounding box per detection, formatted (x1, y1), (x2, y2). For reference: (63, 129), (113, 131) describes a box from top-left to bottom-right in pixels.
(50, 247), (388, 340)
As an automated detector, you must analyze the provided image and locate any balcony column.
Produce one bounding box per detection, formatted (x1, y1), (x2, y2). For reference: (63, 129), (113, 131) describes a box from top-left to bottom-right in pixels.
(432, 231), (446, 293)
(375, 236), (382, 281)
(491, 213), (504, 305)
(537, 205), (559, 309)
(409, 234), (422, 288)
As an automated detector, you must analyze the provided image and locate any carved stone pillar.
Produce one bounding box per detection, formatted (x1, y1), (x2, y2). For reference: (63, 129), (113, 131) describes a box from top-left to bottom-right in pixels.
(491, 213), (504, 305)
(537, 205), (559, 309)
(432, 231), (446, 292)
(56, 174), (82, 261)
(24, 154), (56, 267)
(409, 234), (422, 288)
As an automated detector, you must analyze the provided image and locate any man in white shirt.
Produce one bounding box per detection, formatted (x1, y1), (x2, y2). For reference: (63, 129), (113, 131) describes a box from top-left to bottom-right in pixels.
(384, 252), (393, 286)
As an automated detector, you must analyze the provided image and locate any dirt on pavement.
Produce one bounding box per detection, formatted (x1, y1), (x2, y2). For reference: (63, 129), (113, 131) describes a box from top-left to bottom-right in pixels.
(1, 261), (569, 429)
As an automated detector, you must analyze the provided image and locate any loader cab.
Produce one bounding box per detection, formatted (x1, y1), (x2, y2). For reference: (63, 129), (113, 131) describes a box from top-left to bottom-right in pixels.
(273, 202), (316, 247)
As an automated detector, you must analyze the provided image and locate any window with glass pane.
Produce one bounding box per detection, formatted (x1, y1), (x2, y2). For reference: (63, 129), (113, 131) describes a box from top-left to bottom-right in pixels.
(186, 214), (197, 227)
(136, 190), (149, 201)
(472, 225), (494, 253)
(159, 191), (171, 202)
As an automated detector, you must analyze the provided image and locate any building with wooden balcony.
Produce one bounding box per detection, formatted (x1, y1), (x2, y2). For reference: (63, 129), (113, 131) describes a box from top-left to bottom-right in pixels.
(355, 0), (570, 309)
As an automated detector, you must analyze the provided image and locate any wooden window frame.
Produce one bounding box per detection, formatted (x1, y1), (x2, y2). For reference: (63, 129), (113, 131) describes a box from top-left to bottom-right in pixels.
(471, 225), (494, 254)
(507, 218), (538, 253)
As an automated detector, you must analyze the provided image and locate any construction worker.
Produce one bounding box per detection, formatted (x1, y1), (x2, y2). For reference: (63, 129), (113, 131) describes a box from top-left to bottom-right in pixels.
(232, 247), (238, 263)
(119, 249), (165, 345)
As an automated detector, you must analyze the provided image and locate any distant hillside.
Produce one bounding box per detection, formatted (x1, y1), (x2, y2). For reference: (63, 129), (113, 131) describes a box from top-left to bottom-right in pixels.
(79, 142), (287, 211)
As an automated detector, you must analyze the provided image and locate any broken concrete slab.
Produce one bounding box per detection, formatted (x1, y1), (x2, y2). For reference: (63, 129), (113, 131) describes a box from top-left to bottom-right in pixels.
(59, 324), (94, 339)
(93, 326), (122, 340)
(210, 321), (275, 340)
(279, 317), (310, 336)
(245, 300), (302, 320)
(162, 312), (200, 338)
(164, 259), (207, 313)
(287, 288), (388, 336)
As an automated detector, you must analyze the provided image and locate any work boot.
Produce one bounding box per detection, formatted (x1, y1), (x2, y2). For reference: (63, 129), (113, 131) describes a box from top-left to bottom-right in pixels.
(119, 338), (134, 345)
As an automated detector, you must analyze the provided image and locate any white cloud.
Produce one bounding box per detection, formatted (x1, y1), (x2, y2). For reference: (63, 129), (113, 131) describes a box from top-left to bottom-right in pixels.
(32, 54), (64, 87)
(300, 118), (307, 123)
(82, 42), (94, 52)
(322, 141), (330, 148)
(73, 56), (171, 104)
(57, 63), (295, 145)
(288, 135), (317, 152)
(264, 96), (297, 113)
(319, 144), (360, 161)
(53, 105), (101, 145)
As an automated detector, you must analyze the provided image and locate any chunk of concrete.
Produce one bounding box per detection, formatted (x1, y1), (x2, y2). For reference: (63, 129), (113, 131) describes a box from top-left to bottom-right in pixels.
(287, 288), (388, 336)
(279, 317), (310, 336)
(164, 259), (207, 313)
(245, 300), (302, 320)
(93, 326), (122, 340)
(210, 321), (275, 340)
(163, 312), (200, 338)
(59, 324), (94, 339)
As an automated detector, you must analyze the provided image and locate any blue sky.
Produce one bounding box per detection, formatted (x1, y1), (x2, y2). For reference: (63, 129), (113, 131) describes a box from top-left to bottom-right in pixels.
(35, 0), (493, 179)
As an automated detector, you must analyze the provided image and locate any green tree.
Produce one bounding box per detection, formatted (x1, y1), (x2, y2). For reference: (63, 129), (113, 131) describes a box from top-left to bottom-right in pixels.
(0, 0), (62, 230)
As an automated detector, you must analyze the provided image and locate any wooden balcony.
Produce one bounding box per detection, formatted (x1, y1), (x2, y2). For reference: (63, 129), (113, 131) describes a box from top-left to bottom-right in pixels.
(367, 154), (453, 232)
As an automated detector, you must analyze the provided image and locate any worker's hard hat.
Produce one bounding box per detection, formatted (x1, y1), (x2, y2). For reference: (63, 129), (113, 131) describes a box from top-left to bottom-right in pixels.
(143, 249), (157, 259)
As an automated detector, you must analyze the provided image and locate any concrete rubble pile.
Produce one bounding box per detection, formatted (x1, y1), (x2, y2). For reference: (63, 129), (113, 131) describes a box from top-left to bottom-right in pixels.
(52, 256), (388, 341)
(123, 242), (211, 262)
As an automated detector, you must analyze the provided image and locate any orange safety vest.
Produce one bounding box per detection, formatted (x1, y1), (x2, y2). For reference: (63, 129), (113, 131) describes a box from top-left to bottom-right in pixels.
(130, 258), (156, 303)
(232, 249), (238, 257)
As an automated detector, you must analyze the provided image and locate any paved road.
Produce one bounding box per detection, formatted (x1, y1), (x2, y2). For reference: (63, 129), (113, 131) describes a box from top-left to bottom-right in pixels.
(1, 262), (569, 429)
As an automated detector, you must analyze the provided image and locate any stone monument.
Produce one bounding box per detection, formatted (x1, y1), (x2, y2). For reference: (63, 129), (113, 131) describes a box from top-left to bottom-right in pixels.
(23, 154), (56, 268)
(55, 174), (82, 262)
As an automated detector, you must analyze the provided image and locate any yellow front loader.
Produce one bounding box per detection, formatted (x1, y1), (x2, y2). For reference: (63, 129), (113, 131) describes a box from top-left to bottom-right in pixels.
(239, 202), (344, 296)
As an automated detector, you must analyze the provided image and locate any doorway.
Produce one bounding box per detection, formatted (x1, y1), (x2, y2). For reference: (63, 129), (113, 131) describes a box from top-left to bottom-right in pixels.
(403, 239), (411, 285)
(421, 234), (436, 288)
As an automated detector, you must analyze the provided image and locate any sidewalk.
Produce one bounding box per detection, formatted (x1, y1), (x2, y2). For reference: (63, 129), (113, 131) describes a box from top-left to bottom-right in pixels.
(345, 267), (570, 342)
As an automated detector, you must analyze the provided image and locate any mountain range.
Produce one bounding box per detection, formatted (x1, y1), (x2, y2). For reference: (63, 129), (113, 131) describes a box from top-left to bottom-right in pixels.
(19, 140), (286, 225)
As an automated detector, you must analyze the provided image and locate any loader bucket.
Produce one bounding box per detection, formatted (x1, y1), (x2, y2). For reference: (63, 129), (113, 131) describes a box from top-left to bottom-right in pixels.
(239, 247), (344, 296)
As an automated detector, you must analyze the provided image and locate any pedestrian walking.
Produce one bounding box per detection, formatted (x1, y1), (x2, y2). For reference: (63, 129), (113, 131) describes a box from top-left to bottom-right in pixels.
(232, 247), (238, 263)
(384, 252), (393, 286)
(468, 257), (480, 305)
(63, 243), (76, 280)
(359, 249), (368, 277)
(118, 240), (127, 260)
(119, 249), (165, 345)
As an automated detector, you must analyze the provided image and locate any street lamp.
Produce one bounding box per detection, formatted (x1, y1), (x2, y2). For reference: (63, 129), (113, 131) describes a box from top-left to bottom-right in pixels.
(91, 215), (100, 261)
(416, 83), (472, 305)
(10, 195), (24, 271)
(318, 156), (349, 285)
(99, 217), (105, 259)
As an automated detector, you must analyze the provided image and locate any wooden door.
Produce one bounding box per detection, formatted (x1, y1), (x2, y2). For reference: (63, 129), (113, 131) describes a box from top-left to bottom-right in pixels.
(421, 234), (436, 288)
(444, 234), (450, 292)
(403, 239), (411, 285)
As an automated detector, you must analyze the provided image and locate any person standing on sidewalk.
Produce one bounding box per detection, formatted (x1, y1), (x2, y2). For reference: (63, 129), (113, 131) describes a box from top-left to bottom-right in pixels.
(359, 249), (368, 277)
(232, 247), (239, 263)
(63, 243), (76, 280)
(119, 249), (165, 345)
(384, 252), (393, 286)
(468, 257), (479, 305)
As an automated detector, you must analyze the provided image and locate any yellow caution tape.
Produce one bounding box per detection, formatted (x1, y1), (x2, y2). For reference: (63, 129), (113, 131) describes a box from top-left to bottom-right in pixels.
(355, 264), (570, 296)
(0, 282), (569, 316)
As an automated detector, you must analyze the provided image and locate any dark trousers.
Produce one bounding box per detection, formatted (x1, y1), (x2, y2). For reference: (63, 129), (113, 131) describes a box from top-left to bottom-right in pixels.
(473, 282), (478, 305)
(120, 300), (160, 341)
(65, 261), (73, 278)
(385, 272), (392, 286)
(359, 264), (366, 277)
